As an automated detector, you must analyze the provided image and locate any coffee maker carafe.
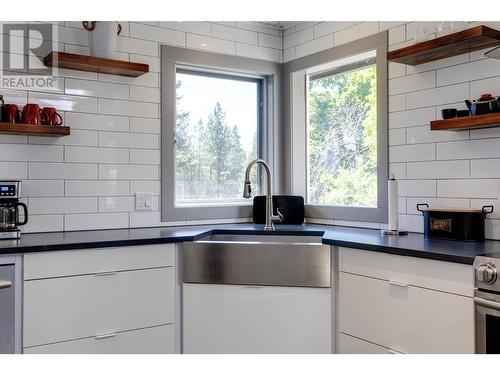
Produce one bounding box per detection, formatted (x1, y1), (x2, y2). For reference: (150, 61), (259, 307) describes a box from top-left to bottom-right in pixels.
(0, 181), (27, 239)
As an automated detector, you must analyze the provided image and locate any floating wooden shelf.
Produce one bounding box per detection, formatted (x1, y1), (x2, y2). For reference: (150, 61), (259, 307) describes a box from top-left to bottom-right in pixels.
(44, 52), (149, 77)
(431, 112), (500, 131)
(0, 123), (70, 137)
(388, 25), (500, 65)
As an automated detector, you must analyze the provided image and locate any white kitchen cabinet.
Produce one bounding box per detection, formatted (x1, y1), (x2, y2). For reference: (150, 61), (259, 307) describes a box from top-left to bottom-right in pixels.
(183, 283), (332, 354)
(338, 247), (474, 354)
(23, 325), (174, 354)
(23, 244), (176, 354)
(338, 333), (402, 354)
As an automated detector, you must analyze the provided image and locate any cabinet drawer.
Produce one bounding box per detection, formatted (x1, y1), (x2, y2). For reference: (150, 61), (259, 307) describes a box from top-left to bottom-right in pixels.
(24, 324), (174, 354)
(339, 272), (474, 353)
(338, 333), (402, 354)
(24, 267), (174, 348)
(339, 247), (473, 296)
(24, 244), (175, 280)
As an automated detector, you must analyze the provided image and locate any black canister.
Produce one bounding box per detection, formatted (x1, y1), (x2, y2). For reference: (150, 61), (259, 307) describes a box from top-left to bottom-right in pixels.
(417, 204), (494, 241)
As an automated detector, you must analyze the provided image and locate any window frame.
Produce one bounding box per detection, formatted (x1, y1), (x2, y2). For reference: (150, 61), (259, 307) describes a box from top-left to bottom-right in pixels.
(282, 31), (388, 223)
(161, 45), (282, 222)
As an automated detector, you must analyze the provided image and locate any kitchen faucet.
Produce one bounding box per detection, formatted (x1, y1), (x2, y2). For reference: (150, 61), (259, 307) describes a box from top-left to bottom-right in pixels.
(243, 159), (283, 230)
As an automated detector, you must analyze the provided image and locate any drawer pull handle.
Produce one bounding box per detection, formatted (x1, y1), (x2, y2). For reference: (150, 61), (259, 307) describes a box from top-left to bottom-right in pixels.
(94, 272), (117, 277)
(0, 280), (12, 289)
(388, 280), (408, 288)
(95, 332), (117, 340)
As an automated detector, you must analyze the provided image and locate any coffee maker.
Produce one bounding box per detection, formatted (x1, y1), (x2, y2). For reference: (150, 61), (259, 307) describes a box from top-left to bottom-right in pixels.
(0, 181), (28, 239)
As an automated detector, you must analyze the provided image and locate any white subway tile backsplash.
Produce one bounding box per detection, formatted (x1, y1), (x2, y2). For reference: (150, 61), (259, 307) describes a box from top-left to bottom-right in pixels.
(22, 214), (63, 233)
(437, 138), (500, 160)
(65, 113), (129, 132)
(99, 164), (158, 180)
(130, 118), (160, 134)
(29, 197), (97, 214)
(313, 22), (356, 39)
(398, 180), (437, 197)
(8, 21), (500, 236)
(28, 92), (97, 113)
(471, 159), (500, 178)
(284, 27), (313, 49)
(129, 149), (161, 164)
(28, 163), (97, 180)
(295, 34), (333, 59)
(65, 146), (129, 164)
(437, 179), (500, 198)
(406, 83), (469, 109)
(65, 79), (129, 100)
(406, 125), (469, 144)
(258, 33), (282, 49)
(0, 162), (27, 180)
(99, 132), (159, 149)
(212, 24), (258, 45)
(158, 21), (211, 36)
(0, 144), (62, 162)
(390, 143), (436, 162)
(334, 22), (379, 46)
(98, 196), (134, 212)
(389, 107), (436, 129)
(406, 197), (470, 215)
(65, 180), (130, 197)
(130, 22), (185, 47)
(389, 71), (435, 95)
(235, 43), (280, 63)
(29, 130), (98, 147)
(437, 58), (500, 87)
(407, 160), (469, 179)
(186, 34), (235, 55)
(65, 212), (129, 231)
(23, 180), (64, 197)
(130, 181), (161, 195)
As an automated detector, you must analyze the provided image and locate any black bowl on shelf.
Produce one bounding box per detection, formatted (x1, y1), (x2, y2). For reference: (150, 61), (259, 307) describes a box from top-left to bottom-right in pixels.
(456, 110), (470, 117)
(442, 108), (457, 119)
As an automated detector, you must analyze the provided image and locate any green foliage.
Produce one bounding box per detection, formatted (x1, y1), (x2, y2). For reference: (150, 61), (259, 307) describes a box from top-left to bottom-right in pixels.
(175, 81), (255, 202)
(308, 64), (377, 207)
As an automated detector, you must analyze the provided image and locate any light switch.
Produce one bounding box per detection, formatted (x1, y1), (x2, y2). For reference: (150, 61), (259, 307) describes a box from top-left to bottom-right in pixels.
(135, 192), (153, 211)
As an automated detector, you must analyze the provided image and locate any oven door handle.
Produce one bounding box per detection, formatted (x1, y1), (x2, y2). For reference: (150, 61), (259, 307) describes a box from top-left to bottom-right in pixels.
(0, 280), (12, 289)
(474, 297), (500, 311)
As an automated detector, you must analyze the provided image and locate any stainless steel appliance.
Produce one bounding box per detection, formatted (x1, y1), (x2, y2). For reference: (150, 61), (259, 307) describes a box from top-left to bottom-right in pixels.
(473, 256), (500, 353)
(0, 181), (28, 240)
(0, 263), (15, 353)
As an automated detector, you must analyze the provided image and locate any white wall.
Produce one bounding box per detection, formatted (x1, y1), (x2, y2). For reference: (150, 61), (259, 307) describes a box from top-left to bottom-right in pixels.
(284, 21), (500, 238)
(0, 21), (282, 233)
(5, 20), (500, 238)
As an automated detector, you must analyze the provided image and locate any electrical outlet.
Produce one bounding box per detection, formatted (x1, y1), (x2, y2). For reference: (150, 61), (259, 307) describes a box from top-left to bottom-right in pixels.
(135, 192), (153, 211)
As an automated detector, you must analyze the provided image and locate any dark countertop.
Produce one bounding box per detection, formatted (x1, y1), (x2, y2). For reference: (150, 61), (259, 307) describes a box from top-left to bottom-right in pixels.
(1, 223), (500, 264)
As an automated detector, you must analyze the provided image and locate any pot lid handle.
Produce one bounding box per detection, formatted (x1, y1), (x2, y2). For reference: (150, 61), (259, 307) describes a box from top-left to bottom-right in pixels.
(416, 203), (429, 213)
(482, 205), (494, 215)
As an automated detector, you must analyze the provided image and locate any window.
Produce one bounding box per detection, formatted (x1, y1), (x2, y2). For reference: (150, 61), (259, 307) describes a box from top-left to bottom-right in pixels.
(175, 68), (261, 206)
(307, 53), (377, 208)
(161, 45), (281, 222)
(284, 31), (388, 223)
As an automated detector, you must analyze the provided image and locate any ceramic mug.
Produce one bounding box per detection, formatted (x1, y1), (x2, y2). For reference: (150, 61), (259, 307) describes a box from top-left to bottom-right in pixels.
(41, 107), (63, 126)
(22, 104), (42, 125)
(3, 104), (19, 123)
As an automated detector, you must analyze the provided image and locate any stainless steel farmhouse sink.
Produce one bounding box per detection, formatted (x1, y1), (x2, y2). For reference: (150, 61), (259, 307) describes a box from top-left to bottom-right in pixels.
(183, 231), (331, 288)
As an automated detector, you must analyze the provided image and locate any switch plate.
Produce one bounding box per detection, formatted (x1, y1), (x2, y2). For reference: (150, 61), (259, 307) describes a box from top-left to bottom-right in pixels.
(135, 192), (153, 211)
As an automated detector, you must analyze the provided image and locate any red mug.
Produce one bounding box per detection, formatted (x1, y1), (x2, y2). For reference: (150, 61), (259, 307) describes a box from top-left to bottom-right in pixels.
(3, 104), (20, 123)
(21, 104), (42, 125)
(41, 107), (63, 126)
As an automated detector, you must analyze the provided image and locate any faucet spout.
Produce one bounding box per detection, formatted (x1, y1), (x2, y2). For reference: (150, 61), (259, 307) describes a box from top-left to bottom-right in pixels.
(242, 159), (282, 230)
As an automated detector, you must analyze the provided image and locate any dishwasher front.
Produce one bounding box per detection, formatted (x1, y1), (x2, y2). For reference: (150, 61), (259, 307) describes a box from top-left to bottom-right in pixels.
(0, 264), (15, 354)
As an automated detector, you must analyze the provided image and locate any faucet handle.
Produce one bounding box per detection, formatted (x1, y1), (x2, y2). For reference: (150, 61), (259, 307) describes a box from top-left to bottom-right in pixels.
(275, 207), (284, 223)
